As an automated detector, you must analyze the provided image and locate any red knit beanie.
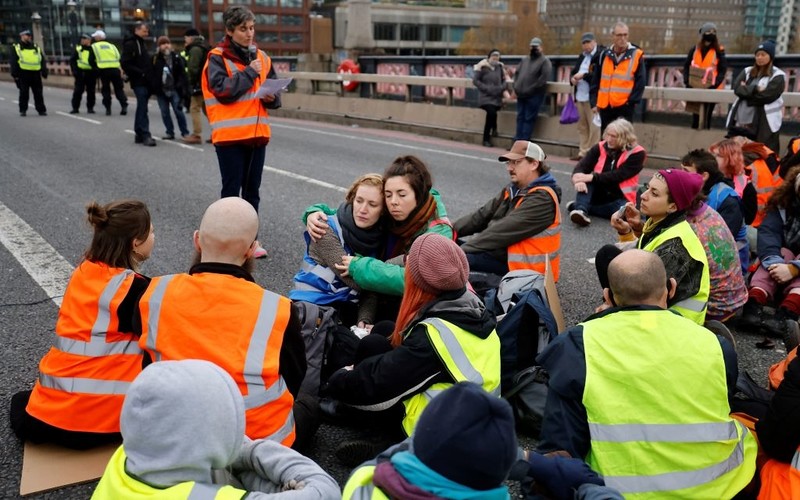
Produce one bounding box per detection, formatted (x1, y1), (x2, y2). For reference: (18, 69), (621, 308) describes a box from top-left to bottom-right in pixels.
(658, 169), (704, 211)
(407, 233), (469, 294)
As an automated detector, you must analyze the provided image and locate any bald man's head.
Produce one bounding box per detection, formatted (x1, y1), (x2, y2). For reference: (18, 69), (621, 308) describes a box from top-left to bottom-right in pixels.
(607, 250), (668, 307)
(195, 197), (259, 264)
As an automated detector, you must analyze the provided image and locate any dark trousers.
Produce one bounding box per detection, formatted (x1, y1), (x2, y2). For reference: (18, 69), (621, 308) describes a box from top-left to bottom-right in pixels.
(573, 184), (627, 219)
(514, 93), (546, 141)
(599, 103), (634, 134)
(71, 70), (96, 112)
(132, 85), (151, 139)
(18, 71), (46, 114)
(481, 104), (500, 142)
(98, 68), (127, 111)
(215, 143), (267, 213)
(466, 251), (509, 275)
(10, 390), (121, 450)
(691, 103), (716, 130)
(156, 92), (189, 137)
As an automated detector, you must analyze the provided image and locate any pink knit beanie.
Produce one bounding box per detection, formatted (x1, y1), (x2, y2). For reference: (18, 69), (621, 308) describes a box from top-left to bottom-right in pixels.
(407, 233), (469, 294)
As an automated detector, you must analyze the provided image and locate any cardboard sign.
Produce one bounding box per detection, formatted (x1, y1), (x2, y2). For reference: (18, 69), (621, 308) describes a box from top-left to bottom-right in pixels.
(20, 441), (117, 496)
(544, 255), (565, 334)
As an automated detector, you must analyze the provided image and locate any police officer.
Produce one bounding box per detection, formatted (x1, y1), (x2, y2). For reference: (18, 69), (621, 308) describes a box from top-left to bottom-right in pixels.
(69, 34), (96, 114)
(11, 29), (48, 117)
(89, 30), (128, 116)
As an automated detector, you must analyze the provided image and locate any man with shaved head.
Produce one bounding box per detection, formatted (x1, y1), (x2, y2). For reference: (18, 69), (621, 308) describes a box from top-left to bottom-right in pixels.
(534, 249), (756, 498)
(137, 197), (316, 451)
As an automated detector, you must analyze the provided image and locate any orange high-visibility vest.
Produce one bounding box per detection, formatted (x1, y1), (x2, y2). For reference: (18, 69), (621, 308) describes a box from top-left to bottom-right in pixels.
(593, 141), (645, 203)
(201, 47), (271, 145)
(758, 447), (800, 500)
(26, 261), (143, 433)
(138, 273), (295, 445)
(747, 158), (781, 227)
(769, 347), (798, 390)
(507, 186), (561, 281)
(692, 47), (724, 90)
(597, 48), (643, 109)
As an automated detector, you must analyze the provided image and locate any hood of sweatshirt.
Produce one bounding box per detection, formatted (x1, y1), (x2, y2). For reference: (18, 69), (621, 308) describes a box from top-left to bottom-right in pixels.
(121, 359), (245, 487)
(417, 289), (497, 340)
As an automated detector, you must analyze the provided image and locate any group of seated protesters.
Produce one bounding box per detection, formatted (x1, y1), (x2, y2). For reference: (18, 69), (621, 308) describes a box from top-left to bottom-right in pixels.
(8, 134), (800, 498)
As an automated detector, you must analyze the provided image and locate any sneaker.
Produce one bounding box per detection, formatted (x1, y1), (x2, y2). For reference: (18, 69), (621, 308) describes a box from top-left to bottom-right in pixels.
(120, 106), (127, 116)
(143, 137), (157, 147)
(162, 134), (175, 140)
(181, 134), (201, 144)
(566, 201), (576, 212)
(483, 140), (492, 148)
(253, 245), (268, 259)
(738, 299), (763, 331)
(704, 320), (737, 352)
(69, 109), (79, 114)
(570, 209), (591, 227)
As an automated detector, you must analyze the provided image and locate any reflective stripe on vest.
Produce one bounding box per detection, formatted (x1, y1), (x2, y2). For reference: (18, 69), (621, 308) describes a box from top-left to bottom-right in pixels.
(180, 49), (189, 73)
(342, 465), (389, 500)
(201, 47), (271, 143)
(14, 44), (42, 71)
(141, 274), (294, 444)
(583, 309), (757, 498)
(597, 48), (642, 109)
(38, 374), (130, 394)
(400, 318), (501, 436)
(691, 47), (722, 89)
(593, 141), (643, 203)
(747, 158), (780, 227)
(506, 185), (561, 281)
(54, 269), (139, 357)
(639, 219), (709, 324)
(91, 41), (120, 69)
(76, 45), (92, 70)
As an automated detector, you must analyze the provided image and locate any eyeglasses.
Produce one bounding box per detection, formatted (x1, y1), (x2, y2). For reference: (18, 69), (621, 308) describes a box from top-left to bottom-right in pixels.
(505, 158), (525, 166)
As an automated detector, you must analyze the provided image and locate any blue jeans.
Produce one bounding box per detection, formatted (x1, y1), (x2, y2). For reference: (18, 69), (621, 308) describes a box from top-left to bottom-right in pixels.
(214, 143), (267, 213)
(514, 93), (546, 141)
(156, 92), (189, 137)
(132, 85), (151, 139)
(573, 183), (627, 219)
(466, 251), (508, 275)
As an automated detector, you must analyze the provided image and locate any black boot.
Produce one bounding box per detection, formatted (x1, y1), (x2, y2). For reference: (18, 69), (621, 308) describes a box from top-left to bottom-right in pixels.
(762, 307), (800, 351)
(739, 299), (763, 331)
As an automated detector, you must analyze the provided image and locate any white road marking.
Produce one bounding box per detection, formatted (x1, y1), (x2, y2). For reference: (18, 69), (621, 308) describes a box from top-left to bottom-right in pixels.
(0, 201), (73, 307)
(263, 165), (347, 193)
(124, 129), (205, 151)
(587, 257), (596, 264)
(56, 111), (102, 124)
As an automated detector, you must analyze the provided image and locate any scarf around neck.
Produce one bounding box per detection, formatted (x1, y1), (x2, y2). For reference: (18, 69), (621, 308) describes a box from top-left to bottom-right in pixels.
(389, 194), (437, 255)
(337, 201), (384, 257)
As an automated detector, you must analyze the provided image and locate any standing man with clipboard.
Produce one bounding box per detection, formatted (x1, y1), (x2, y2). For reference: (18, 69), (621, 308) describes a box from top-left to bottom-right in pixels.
(202, 5), (282, 259)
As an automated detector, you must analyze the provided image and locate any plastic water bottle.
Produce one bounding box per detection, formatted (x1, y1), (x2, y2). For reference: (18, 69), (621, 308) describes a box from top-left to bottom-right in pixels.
(162, 66), (169, 85)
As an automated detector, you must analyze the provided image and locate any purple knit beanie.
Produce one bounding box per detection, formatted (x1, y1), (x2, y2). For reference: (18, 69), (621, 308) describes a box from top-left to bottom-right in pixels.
(657, 169), (704, 211)
(407, 233), (469, 294)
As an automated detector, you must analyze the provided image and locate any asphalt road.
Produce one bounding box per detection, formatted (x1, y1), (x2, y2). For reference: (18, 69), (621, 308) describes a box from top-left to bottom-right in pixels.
(0, 81), (789, 498)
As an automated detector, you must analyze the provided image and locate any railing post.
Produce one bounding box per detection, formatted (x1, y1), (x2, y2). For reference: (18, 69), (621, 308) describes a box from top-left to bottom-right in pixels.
(446, 86), (453, 106)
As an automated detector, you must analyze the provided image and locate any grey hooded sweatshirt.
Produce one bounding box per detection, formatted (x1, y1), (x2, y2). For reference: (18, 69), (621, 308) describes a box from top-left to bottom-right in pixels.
(114, 359), (340, 499)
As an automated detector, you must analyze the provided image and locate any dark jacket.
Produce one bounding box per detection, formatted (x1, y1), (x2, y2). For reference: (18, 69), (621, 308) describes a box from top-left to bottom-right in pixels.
(572, 142), (645, 206)
(184, 36), (210, 93)
(454, 173), (561, 261)
(589, 45), (646, 109)
(570, 45), (605, 96)
(756, 354), (800, 462)
(513, 54), (552, 99)
(757, 207), (800, 269)
(704, 178), (745, 238)
(120, 33), (151, 88)
(472, 59), (507, 109)
(150, 50), (187, 98)
(139, 262), (306, 398)
(535, 305), (738, 458)
(322, 290), (496, 412)
(682, 45), (728, 89)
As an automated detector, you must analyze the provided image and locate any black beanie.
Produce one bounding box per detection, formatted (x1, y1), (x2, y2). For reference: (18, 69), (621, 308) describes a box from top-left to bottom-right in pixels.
(412, 382), (518, 490)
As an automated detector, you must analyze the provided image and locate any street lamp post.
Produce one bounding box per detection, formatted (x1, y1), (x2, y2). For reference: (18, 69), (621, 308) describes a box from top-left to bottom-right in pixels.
(31, 12), (44, 50)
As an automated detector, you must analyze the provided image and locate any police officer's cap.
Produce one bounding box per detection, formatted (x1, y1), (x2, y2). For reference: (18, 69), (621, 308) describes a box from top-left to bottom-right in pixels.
(19, 29), (32, 36)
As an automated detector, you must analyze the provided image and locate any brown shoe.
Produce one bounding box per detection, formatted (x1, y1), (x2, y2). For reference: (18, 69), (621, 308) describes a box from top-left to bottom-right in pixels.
(182, 134), (202, 144)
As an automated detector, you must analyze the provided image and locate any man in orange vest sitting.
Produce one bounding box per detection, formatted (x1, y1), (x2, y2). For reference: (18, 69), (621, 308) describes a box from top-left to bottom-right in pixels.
(566, 118), (645, 226)
(590, 22), (646, 133)
(137, 197), (316, 452)
(454, 140), (562, 281)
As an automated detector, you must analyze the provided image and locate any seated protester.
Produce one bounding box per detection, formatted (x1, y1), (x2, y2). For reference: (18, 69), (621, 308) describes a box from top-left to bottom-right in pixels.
(740, 166), (800, 352)
(755, 353), (800, 499)
(342, 382), (519, 500)
(602, 169), (710, 325)
(454, 140), (562, 279)
(537, 249), (756, 499)
(306, 156), (453, 297)
(323, 234), (500, 459)
(681, 148), (750, 275)
(290, 173), (385, 327)
(137, 198), (313, 451)
(11, 200), (153, 449)
(567, 118), (645, 227)
(92, 360), (340, 499)
(779, 135), (800, 179)
(684, 188), (748, 322)
(710, 138), (778, 228)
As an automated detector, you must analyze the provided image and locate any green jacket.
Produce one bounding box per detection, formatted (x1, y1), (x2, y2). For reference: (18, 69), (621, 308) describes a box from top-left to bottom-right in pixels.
(302, 189), (453, 296)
